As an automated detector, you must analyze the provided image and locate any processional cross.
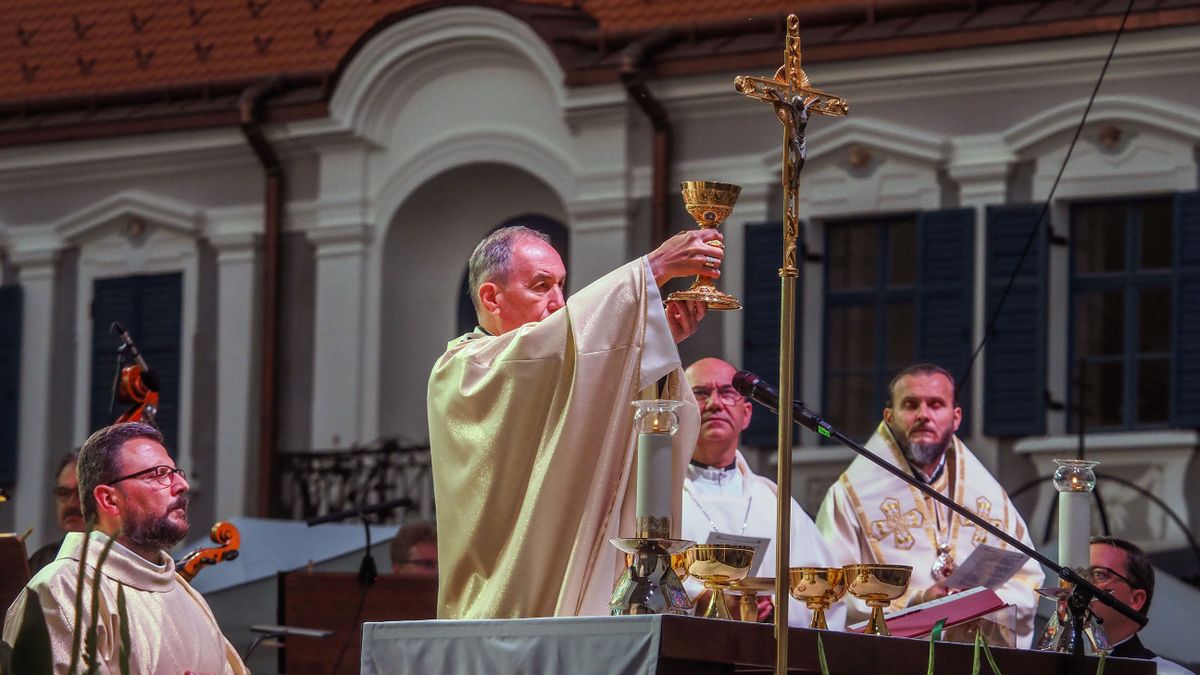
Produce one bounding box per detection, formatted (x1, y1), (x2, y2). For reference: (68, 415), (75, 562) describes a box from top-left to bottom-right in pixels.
(733, 16), (847, 675)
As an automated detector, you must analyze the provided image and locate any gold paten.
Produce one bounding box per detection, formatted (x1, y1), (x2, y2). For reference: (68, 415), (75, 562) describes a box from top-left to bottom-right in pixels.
(788, 566), (848, 630)
(684, 544), (755, 620)
(843, 563), (913, 636)
(734, 15), (849, 675)
(666, 181), (743, 310)
(727, 576), (777, 622)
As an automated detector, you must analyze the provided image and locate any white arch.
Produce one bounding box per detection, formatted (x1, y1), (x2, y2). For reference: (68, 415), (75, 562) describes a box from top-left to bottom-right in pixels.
(1004, 95), (1200, 152)
(53, 190), (201, 243)
(370, 126), (577, 229)
(331, 6), (568, 140)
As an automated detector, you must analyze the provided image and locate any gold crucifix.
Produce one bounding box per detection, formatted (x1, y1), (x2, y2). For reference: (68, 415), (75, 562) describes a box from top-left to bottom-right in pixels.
(734, 14), (848, 277)
(735, 16), (847, 675)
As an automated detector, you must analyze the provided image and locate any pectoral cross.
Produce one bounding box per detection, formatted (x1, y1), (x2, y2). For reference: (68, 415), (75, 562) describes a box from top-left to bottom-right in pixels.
(734, 14), (848, 277)
(870, 497), (924, 550)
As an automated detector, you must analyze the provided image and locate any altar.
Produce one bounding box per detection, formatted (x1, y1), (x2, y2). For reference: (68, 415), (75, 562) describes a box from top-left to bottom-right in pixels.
(360, 615), (1155, 674)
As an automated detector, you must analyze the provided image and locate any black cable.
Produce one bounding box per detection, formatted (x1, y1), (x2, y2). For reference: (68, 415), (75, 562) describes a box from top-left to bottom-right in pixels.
(957, 0), (1138, 388)
(330, 581), (370, 675)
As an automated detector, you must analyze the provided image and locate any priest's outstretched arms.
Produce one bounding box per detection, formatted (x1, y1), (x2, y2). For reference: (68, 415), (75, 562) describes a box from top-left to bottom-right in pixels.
(427, 225), (718, 619)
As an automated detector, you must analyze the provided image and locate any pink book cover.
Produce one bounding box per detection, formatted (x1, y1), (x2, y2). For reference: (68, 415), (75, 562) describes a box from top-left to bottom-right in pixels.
(849, 587), (1008, 638)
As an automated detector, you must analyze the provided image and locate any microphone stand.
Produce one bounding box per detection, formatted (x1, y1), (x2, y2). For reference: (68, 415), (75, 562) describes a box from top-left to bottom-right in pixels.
(306, 497), (414, 586)
(748, 394), (1145, 671)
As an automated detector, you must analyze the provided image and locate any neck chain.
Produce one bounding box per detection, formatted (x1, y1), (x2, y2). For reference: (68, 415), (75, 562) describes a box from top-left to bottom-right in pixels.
(685, 486), (753, 536)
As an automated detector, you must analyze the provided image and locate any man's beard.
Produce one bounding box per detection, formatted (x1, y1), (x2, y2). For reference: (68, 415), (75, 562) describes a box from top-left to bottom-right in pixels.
(887, 421), (952, 468)
(123, 495), (190, 552)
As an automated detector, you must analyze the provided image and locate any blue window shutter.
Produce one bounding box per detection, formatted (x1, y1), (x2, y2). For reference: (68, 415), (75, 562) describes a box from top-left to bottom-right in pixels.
(0, 286), (21, 487)
(741, 222), (802, 447)
(1171, 191), (1200, 427)
(90, 273), (182, 451)
(917, 209), (975, 431)
(983, 205), (1048, 437)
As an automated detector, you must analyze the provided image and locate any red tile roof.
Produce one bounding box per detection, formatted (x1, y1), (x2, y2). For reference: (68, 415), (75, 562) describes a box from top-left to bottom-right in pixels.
(1, 0), (1197, 145)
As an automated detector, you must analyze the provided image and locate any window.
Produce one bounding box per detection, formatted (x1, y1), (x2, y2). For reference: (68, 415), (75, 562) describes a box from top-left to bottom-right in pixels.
(823, 216), (918, 442)
(1069, 197), (1173, 430)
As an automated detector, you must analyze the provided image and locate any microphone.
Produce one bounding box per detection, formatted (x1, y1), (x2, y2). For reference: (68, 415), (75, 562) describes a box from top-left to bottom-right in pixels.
(732, 370), (832, 437)
(111, 322), (160, 392)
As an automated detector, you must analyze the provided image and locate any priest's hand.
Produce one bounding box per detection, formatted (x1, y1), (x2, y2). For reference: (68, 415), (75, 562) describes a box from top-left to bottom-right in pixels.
(909, 580), (952, 606)
(648, 230), (724, 287)
(666, 300), (706, 343)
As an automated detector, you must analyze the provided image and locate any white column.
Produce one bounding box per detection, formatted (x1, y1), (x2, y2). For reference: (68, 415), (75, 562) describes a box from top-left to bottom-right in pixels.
(211, 232), (260, 517)
(948, 135), (1015, 472)
(568, 200), (628, 289)
(308, 224), (371, 448)
(10, 246), (59, 548)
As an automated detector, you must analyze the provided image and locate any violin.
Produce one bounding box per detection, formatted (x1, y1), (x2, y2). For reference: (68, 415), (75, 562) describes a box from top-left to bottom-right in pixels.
(111, 322), (159, 426)
(178, 521), (241, 583)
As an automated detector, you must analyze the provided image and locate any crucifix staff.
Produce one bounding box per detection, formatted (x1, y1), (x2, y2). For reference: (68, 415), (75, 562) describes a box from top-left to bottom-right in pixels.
(734, 14), (847, 675)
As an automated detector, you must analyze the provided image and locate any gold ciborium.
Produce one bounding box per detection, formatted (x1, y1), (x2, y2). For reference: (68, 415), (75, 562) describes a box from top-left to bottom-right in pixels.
(789, 566), (847, 629)
(727, 576), (776, 622)
(843, 564), (912, 636)
(684, 544), (755, 620)
(667, 181), (743, 310)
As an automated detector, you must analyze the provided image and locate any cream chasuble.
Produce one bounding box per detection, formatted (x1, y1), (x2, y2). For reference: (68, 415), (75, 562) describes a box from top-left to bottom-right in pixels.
(816, 422), (1044, 647)
(428, 258), (700, 619)
(681, 450), (846, 630)
(2, 530), (248, 674)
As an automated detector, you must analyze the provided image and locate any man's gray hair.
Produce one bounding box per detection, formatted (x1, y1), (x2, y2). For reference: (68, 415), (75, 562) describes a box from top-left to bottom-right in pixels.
(467, 226), (551, 313)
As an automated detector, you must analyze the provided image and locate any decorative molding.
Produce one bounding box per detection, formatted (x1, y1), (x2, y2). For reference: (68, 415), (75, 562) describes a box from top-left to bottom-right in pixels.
(806, 118), (946, 164)
(331, 6), (566, 138)
(52, 190), (201, 243)
(1004, 96), (1200, 154)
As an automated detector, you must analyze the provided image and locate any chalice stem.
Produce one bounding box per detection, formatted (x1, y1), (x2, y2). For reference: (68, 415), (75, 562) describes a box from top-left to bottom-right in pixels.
(809, 606), (828, 630)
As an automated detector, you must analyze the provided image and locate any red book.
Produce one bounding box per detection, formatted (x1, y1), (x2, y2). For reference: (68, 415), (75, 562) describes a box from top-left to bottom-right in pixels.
(849, 587), (1009, 638)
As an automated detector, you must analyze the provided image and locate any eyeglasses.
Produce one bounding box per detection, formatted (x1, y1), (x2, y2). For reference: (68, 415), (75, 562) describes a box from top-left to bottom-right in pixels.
(1087, 565), (1136, 587)
(692, 386), (743, 405)
(54, 487), (79, 502)
(105, 465), (186, 488)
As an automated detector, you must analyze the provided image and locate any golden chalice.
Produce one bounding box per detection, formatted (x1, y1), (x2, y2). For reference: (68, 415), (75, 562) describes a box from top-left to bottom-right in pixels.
(667, 181), (742, 310)
(843, 564), (912, 636)
(684, 544), (755, 620)
(789, 566), (847, 629)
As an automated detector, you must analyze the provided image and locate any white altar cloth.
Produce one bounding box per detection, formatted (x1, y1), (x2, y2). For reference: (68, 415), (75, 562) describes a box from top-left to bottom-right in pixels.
(361, 615), (664, 675)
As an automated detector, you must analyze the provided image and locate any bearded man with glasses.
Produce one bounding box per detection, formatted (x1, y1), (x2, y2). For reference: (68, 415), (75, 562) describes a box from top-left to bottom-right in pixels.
(1090, 536), (1194, 674)
(3, 422), (248, 674)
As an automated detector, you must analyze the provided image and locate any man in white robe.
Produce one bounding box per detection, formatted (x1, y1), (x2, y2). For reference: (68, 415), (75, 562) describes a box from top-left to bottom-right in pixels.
(3, 423), (247, 674)
(816, 363), (1044, 647)
(428, 225), (721, 619)
(682, 358), (845, 629)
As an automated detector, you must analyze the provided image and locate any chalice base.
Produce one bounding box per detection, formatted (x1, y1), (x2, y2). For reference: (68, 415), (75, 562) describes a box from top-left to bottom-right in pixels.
(701, 585), (736, 620)
(667, 281), (742, 311)
(864, 603), (892, 636)
(807, 604), (830, 630)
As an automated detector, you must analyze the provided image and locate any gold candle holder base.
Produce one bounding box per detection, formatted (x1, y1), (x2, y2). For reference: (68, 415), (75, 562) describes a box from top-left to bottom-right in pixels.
(844, 564), (912, 637)
(609, 537), (694, 615)
(666, 181), (742, 311)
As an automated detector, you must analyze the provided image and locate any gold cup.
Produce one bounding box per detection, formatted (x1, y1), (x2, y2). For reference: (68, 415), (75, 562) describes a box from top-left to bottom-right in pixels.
(684, 544), (755, 620)
(843, 563), (912, 636)
(789, 566), (847, 629)
(666, 181), (743, 310)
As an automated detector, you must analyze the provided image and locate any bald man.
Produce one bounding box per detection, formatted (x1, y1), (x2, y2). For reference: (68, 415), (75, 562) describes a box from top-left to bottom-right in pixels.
(681, 357), (844, 629)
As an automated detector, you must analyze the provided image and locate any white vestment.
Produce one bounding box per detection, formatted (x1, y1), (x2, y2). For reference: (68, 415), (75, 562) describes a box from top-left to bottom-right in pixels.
(3, 531), (248, 674)
(428, 259), (700, 619)
(816, 422), (1044, 647)
(682, 450), (846, 629)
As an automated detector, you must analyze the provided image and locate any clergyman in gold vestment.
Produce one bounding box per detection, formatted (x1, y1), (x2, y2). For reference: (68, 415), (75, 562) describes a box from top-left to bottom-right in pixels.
(3, 423), (247, 674)
(428, 225), (721, 619)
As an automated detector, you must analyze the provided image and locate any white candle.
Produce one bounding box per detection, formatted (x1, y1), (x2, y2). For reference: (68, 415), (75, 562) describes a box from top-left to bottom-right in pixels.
(1059, 491), (1090, 571)
(636, 432), (673, 533)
